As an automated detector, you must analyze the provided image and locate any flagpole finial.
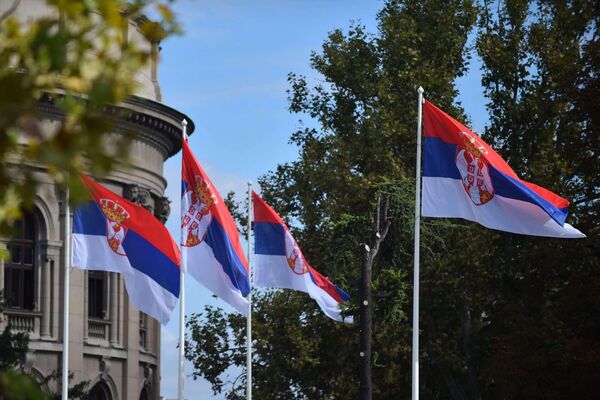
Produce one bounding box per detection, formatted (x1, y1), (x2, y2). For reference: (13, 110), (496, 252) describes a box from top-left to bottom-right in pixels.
(417, 86), (424, 94)
(182, 119), (188, 141)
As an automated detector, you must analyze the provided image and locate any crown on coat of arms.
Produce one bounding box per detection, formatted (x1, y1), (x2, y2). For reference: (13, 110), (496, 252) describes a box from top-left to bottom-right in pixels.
(192, 176), (217, 207)
(459, 131), (488, 157)
(100, 199), (130, 223)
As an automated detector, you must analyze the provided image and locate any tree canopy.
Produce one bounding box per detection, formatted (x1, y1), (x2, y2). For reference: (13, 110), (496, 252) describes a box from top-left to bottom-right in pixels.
(184, 0), (599, 399)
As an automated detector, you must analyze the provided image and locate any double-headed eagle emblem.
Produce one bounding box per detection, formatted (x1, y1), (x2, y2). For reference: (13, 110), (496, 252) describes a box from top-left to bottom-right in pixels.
(285, 231), (308, 275)
(455, 131), (495, 205)
(182, 176), (217, 247)
(100, 198), (130, 255)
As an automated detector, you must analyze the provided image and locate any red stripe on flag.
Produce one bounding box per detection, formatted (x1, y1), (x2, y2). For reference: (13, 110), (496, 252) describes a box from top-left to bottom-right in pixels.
(423, 100), (569, 209)
(252, 192), (286, 224)
(307, 266), (345, 304)
(80, 175), (181, 267)
(181, 140), (249, 272)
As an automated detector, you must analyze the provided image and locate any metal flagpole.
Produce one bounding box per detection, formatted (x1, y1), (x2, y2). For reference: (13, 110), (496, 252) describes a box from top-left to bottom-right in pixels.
(246, 181), (253, 400)
(61, 186), (71, 400)
(411, 86), (424, 400)
(178, 119), (188, 400)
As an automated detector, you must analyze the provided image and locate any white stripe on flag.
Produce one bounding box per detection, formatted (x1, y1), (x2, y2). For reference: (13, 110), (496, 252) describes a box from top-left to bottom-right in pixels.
(422, 177), (585, 238)
(183, 243), (249, 315)
(255, 254), (351, 323)
(72, 233), (133, 273)
(72, 233), (178, 324)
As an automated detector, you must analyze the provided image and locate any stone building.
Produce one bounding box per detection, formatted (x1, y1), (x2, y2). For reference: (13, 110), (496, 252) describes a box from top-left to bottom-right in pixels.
(0, 2), (193, 399)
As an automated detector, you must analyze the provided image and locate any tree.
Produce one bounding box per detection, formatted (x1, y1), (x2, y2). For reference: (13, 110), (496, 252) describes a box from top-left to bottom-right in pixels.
(186, 1), (599, 399)
(0, 0), (178, 237)
(476, 1), (600, 398)
(186, 1), (479, 398)
(0, 289), (45, 399)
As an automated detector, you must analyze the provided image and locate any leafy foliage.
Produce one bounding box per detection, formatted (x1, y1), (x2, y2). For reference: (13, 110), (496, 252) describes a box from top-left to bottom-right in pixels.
(223, 190), (247, 235)
(0, 370), (46, 400)
(0, 0), (179, 233)
(0, 0), (177, 398)
(0, 292), (90, 399)
(475, 1), (600, 398)
(186, 1), (598, 399)
(186, 1), (479, 398)
(0, 294), (28, 372)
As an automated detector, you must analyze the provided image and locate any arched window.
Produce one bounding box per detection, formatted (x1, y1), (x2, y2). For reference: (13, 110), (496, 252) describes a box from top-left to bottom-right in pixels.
(88, 381), (112, 400)
(139, 386), (150, 400)
(5, 213), (36, 310)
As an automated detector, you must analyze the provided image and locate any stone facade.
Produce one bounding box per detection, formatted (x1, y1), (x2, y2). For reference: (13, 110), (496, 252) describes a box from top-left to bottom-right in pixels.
(0, 2), (194, 399)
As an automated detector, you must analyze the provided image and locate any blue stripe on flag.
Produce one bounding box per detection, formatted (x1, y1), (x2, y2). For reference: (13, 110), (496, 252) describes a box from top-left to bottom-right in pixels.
(181, 180), (188, 197)
(423, 136), (568, 225)
(204, 219), (250, 297)
(254, 222), (286, 255)
(122, 231), (180, 297)
(73, 201), (107, 235)
(488, 168), (568, 226)
(336, 286), (351, 302)
(423, 137), (461, 179)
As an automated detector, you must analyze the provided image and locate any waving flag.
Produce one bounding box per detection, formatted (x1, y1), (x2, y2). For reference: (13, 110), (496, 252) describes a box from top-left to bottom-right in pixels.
(253, 192), (351, 322)
(181, 140), (249, 315)
(72, 176), (180, 324)
(422, 100), (584, 238)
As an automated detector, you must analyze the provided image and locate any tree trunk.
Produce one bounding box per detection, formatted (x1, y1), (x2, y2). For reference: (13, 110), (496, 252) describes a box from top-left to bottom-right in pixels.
(359, 196), (391, 400)
(461, 303), (481, 400)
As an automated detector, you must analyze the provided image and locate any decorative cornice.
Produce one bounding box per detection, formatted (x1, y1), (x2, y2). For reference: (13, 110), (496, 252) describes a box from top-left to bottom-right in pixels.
(36, 93), (195, 159)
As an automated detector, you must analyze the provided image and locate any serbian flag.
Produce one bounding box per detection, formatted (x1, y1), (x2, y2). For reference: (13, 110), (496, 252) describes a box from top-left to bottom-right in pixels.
(422, 100), (584, 238)
(72, 176), (181, 324)
(181, 140), (250, 315)
(253, 192), (351, 322)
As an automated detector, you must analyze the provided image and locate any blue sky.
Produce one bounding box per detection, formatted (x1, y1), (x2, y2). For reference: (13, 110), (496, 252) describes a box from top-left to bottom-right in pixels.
(157, 1), (487, 398)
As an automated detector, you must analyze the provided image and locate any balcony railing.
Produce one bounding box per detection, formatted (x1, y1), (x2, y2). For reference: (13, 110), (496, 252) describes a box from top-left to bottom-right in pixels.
(4, 309), (41, 338)
(88, 319), (111, 342)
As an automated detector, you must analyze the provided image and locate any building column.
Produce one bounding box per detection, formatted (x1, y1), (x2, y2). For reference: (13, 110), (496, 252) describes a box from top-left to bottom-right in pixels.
(81, 270), (88, 343)
(110, 272), (119, 346)
(41, 254), (52, 339)
(46, 241), (62, 340)
(125, 290), (141, 399)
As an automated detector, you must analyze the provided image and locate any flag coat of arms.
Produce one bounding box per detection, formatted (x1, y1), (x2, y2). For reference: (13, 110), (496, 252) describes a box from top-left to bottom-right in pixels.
(181, 140), (250, 315)
(72, 175), (181, 324)
(422, 100), (584, 238)
(253, 192), (351, 322)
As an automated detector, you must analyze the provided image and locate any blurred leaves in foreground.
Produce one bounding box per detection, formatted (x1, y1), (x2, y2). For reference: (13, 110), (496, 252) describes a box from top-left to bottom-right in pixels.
(0, 0), (179, 234)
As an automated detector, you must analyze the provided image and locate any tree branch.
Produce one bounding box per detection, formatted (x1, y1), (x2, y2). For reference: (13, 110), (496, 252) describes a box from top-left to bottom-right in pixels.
(0, 0), (21, 23)
(368, 194), (391, 262)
